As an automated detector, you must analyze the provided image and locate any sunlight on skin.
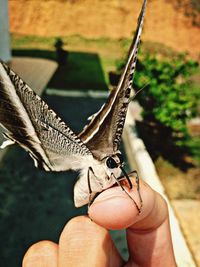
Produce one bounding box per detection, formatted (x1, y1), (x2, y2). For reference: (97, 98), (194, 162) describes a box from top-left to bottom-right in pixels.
(23, 178), (176, 267)
(22, 241), (58, 267)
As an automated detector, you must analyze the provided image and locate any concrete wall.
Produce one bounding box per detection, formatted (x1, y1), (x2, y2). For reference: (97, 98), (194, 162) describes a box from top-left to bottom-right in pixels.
(0, 0), (11, 62)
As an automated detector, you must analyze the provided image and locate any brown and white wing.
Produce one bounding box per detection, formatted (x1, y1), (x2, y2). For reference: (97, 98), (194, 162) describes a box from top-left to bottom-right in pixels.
(0, 61), (92, 171)
(79, 0), (147, 160)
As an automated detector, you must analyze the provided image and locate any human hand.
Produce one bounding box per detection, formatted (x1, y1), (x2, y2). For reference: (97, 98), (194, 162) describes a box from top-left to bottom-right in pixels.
(22, 177), (176, 267)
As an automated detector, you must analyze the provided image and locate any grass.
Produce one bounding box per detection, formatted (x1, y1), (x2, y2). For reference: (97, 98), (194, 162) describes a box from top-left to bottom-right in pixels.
(49, 51), (109, 90)
(11, 34), (186, 88)
(11, 34), (128, 89)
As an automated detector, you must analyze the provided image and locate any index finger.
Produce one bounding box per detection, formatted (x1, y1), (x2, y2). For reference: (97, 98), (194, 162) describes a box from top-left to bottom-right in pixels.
(88, 177), (160, 230)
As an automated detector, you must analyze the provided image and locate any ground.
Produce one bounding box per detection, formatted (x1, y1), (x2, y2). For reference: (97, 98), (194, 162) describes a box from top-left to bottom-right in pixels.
(155, 157), (200, 201)
(9, 0), (200, 60)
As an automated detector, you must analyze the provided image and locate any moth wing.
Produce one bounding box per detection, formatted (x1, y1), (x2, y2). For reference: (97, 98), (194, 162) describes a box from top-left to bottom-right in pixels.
(79, 0), (147, 160)
(0, 61), (92, 171)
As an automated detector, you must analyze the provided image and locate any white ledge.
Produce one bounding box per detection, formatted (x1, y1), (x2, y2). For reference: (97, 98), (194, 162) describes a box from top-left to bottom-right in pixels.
(123, 102), (197, 267)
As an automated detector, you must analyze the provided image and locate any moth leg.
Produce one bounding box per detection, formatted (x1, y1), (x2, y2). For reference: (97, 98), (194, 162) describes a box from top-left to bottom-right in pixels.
(129, 170), (143, 211)
(120, 166), (132, 189)
(111, 173), (141, 214)
(87, 167), (93, 207)
(87, 167), (101, 208)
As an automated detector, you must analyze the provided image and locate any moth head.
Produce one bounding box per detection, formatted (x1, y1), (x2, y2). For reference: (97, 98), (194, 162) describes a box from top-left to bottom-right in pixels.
(105, 153), (124, 170)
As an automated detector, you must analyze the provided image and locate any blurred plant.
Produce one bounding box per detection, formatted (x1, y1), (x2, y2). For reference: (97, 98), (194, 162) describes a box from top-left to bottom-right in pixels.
(116, 51), (200, 166)
(134, 53), (199, 131)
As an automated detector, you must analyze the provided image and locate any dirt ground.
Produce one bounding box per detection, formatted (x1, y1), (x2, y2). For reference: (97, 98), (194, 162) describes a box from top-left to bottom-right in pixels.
(155, 157), (200, 200)
(9, 0), (200, 59)
(155, 158), (200, 266)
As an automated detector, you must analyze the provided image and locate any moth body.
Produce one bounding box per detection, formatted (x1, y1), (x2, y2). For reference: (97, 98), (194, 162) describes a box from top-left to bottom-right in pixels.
(74, 154), (122, 207)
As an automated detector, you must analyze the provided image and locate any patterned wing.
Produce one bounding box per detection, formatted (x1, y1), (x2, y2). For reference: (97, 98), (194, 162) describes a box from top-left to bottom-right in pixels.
(0, 61), (92, 171)
(79, 0), (147, 160)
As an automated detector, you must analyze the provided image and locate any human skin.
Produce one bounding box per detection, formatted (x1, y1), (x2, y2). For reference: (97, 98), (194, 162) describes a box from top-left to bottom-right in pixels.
(22, 178), (176, 267)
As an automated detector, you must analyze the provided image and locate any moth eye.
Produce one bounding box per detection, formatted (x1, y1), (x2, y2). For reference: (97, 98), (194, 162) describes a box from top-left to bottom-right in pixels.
(117, 153), (124, 164)
(106, 157), (118, 169)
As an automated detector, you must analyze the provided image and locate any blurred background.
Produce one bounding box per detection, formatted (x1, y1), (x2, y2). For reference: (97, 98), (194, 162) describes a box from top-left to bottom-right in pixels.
(0, 0), (200, 266)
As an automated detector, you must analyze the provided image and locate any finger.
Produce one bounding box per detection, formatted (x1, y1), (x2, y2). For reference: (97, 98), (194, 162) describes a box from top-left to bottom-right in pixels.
(125, 193), (176, 267)
(125, 216), (176, 267)
(58, 216), (124, 267)
(22, 240), (58, 267)
(88, 178), (155, 230)
(89, 178), (176, 267)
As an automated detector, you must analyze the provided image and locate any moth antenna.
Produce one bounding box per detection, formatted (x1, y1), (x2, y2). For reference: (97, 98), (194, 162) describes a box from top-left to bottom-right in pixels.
(129, 82), (149, 103)
(87, 167), (96, 207)
(87, 167), (100, 208)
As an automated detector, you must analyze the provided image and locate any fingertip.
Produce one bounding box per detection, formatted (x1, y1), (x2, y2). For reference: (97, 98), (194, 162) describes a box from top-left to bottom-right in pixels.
(88, 187), (140, 230)
(58, 216), (119, 267)
(23, 241), (58, 267)
(59, 215), (107, 243)
(89, 197), (138, 230)
(88, 179), (156, 230)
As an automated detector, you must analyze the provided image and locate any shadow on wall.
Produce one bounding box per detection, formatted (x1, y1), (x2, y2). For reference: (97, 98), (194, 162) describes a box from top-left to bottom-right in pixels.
(12, 48), (109, 91)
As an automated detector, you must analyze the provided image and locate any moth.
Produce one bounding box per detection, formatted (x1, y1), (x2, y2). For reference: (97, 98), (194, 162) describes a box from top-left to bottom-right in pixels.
(0, 0), (147, 211)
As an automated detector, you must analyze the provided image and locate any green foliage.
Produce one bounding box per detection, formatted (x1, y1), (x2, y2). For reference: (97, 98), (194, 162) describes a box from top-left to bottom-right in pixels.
(118, 51), (200, 164)
(137, 52), (199, 163)
(134, 53), (199, 132)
